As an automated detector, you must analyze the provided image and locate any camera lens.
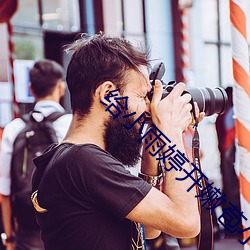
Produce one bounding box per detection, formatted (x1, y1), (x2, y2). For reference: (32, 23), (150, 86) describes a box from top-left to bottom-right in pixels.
(187, 87), (228, 116)
(149, 62), (228, 117)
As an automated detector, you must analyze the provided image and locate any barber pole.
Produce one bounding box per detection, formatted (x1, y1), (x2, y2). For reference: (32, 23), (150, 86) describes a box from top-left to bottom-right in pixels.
(7, 20), (19, 118)
(230, 0), (250, 248)
(180, 8), (190, 83)
(179, 3), (194, 168)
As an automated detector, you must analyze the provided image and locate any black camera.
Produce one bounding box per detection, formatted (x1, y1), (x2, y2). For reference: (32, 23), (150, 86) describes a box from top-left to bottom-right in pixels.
(148, 62), (228, 116)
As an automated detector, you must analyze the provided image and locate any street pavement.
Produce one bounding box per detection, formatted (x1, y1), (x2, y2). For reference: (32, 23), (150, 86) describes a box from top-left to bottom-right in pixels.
(181, 236), (243, 250)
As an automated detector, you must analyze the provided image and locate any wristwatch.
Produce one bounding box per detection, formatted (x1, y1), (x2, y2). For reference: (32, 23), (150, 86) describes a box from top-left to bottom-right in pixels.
(138, 172), (163, 186)
(1, 233), (15, 246)
(139, 159), (164, 187)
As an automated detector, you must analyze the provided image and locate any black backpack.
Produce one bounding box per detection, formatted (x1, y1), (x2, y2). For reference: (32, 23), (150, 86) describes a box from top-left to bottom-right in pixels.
(10, 110), (64, 230)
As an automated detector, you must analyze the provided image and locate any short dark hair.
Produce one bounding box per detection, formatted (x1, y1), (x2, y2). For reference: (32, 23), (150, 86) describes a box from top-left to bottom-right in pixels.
(65, 33), (150, 116)
(29, 59), (64, 98)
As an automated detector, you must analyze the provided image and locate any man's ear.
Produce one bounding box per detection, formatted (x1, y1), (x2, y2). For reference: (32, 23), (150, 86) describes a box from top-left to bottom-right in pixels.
(29, 83), (35, 97)
(96, 81), (118, 106)
(58, 81), (66, 98)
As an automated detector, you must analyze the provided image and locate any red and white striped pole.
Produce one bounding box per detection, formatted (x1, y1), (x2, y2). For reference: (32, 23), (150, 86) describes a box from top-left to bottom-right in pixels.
(180, 8), (190, 83)
(230, 0), (250, 248)
(6, 20), (19, 118)
(179, 2), (194, 159)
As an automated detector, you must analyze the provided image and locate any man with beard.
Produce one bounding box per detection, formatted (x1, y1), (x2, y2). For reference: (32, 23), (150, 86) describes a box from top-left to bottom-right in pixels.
(31, 33), (202, 250)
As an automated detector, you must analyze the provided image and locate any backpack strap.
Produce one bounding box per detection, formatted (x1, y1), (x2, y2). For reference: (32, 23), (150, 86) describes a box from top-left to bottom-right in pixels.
(21, 110), (66, 124)
(44, 111), (66, 123)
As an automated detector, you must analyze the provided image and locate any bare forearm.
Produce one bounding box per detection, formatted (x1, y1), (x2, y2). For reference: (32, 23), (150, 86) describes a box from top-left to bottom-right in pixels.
(1, 195), (14, 237)
(161, 132), (198, 217)
(141, 138), (198, 237)
(140, 131), (163, 238)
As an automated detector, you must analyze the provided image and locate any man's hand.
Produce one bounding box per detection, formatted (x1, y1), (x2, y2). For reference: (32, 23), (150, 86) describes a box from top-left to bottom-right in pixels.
(150, 80), (201, 138)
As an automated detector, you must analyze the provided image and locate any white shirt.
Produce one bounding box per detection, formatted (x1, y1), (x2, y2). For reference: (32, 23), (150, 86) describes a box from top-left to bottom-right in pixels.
(0, 100), (72, 196)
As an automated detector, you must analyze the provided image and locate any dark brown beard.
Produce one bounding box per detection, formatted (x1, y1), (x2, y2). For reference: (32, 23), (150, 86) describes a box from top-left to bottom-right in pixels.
(104, 109), (143, 167)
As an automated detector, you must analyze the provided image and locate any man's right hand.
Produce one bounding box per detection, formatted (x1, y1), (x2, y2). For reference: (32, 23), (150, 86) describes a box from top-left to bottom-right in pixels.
(150, 80), (193, 139)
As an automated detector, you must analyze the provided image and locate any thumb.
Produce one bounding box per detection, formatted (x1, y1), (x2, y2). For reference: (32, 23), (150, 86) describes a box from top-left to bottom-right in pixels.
(151, 80), (163, 108)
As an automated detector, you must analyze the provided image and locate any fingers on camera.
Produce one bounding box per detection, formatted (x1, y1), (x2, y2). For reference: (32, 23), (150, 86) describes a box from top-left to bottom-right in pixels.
(151, 80), (163, 105)
(168, 82), (186, 98)
(180, 92), (192, 104)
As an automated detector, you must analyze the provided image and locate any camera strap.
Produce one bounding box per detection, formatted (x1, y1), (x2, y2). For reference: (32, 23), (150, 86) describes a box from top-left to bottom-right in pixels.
(192, 122), (214, 250)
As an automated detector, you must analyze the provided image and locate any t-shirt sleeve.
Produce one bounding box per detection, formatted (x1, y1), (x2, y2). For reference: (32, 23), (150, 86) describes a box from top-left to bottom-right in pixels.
(74, 145), (152, 220)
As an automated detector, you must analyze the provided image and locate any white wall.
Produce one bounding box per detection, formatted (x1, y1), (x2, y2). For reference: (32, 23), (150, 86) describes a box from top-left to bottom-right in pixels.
(145, 0), (175, 82)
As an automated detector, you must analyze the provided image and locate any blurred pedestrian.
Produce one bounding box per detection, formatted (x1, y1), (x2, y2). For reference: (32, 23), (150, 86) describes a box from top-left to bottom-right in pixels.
(0, 59), (72, 250)
(215, 86), (241, 237)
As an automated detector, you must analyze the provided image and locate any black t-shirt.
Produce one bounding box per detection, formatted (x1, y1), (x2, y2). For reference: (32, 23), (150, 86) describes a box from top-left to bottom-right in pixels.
(33, 143), (152, 250)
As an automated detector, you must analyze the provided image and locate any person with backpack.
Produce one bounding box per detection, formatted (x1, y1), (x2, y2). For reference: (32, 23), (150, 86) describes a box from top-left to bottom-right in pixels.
(0, 59), (72, 250)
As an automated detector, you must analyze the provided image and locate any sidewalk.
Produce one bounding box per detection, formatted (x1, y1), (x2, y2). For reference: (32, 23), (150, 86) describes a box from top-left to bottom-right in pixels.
(181, 236), (243, 250)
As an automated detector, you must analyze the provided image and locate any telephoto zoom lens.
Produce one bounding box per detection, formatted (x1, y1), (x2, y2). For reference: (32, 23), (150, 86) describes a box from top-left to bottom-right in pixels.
(187, 87), (228, 116)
